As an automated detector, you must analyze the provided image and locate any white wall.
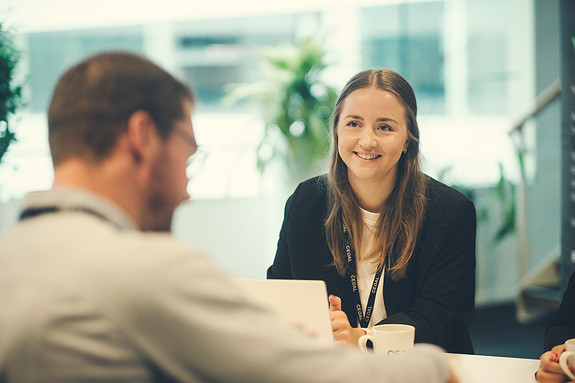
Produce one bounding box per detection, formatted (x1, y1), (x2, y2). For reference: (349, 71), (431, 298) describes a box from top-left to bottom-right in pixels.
(172, 195), (286, 279)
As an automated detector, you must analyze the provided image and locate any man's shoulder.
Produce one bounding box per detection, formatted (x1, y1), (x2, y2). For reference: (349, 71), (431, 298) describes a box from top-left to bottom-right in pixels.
(114, 231), (212, 273)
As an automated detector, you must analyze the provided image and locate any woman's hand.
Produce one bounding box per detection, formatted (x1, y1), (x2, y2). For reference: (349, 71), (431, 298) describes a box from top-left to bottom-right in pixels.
(328, 295), (366, 346)
(445, 369), (460, 383)
(536, 345), (574, 382)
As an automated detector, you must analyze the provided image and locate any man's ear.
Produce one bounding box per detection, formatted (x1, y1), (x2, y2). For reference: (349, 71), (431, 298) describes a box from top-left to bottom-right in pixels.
(125, 110), (158, 164)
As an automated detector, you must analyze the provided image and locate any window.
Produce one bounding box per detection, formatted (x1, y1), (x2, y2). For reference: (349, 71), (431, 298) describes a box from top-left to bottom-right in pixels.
(360, 2), (445, 115)
(1, 1), (534, 201)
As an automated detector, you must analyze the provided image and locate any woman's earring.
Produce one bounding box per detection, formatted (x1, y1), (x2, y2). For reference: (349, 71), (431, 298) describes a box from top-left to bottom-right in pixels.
(403, 148), (408, 154)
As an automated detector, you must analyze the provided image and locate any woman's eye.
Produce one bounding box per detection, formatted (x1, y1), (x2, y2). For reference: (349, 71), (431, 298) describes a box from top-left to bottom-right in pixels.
(347, 121), (359, 128)
(378, 124), (392, 131)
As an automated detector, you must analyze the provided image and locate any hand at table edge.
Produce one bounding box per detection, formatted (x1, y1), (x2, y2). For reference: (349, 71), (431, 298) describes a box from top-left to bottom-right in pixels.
(536, 345), (573, 382)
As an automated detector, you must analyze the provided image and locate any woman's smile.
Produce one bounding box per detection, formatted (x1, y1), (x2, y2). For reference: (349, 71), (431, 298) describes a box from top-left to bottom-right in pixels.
(355, 152), (381, 160)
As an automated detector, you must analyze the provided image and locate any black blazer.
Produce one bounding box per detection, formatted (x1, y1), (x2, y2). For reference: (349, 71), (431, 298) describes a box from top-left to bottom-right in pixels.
(267, 175), (476, 354)
(544, 270), (575, 351)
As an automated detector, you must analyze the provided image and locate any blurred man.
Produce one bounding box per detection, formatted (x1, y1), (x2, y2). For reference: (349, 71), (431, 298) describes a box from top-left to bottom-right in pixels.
(0, 51), (454, 382)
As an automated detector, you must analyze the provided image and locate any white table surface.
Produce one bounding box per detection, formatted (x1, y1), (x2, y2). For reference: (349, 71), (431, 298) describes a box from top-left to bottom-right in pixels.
(448, 353), (539, 383)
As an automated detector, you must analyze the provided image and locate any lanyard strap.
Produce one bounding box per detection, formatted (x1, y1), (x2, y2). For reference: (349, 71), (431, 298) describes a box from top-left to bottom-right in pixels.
(343, 223), (383, 328)
(20, 206), (118, 228)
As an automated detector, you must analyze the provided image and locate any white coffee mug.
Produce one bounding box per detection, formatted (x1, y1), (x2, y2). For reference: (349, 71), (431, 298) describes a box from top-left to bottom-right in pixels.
(559, 339), (575, 380)
(358, 324), (415, 356)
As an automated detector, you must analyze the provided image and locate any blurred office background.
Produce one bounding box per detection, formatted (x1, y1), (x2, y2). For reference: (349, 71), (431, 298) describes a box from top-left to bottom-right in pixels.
(0, 0), (564, 357)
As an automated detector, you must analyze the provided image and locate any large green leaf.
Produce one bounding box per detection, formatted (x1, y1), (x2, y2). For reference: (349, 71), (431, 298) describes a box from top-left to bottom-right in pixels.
(225, 37), (337, 183)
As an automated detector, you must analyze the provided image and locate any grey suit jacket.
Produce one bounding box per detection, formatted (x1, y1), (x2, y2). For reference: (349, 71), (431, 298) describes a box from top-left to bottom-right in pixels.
(0, 187), (448, 382)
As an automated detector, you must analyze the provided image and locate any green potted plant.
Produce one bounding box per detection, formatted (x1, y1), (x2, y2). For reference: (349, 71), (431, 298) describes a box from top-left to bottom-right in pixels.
(226, 37), (338, 187)
(0, 22), (24, 165)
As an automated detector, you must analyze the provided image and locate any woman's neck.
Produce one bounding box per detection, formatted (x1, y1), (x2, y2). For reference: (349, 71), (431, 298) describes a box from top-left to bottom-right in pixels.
(348, 175), (396, 213)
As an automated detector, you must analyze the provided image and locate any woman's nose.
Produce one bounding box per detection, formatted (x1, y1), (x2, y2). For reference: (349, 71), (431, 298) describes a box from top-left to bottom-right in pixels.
(358, 127), (377, 149)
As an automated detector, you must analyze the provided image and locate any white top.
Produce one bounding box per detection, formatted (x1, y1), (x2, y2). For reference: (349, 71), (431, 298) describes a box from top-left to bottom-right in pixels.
(356, 207), (387, 327)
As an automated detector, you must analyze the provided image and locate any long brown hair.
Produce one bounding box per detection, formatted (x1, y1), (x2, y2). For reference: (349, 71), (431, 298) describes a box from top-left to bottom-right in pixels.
(324, 68), (428, 280)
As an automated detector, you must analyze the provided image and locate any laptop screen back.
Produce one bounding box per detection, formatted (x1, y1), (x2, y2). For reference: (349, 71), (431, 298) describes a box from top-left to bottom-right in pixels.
(235, 279), (334, 343)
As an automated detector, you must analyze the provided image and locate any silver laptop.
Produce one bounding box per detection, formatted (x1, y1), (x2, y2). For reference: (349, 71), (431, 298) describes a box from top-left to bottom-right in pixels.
(234, 279), (334, 343)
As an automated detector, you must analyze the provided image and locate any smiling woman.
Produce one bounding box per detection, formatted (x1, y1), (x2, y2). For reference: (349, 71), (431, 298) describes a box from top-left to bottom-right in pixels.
(267, 68), (477, 355)
(336, 87), (409, 212)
